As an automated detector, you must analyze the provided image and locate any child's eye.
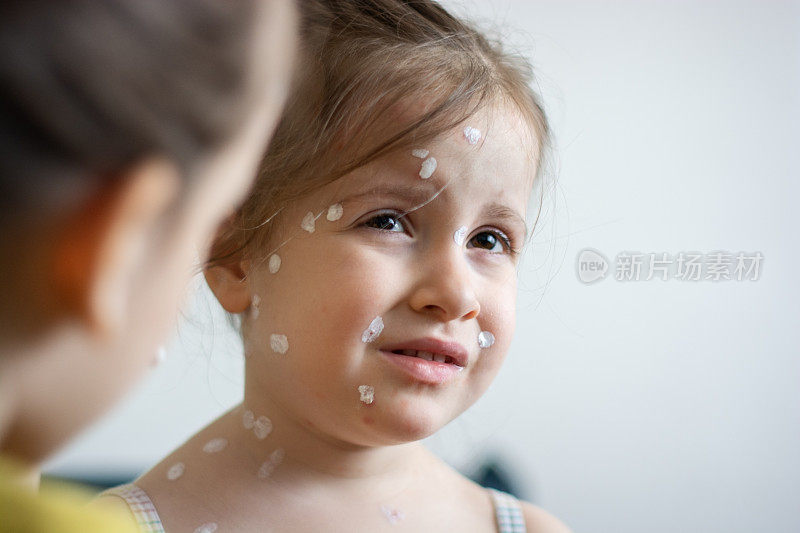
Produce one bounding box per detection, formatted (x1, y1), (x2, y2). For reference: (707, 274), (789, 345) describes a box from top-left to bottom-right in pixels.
(468, 230), (513, 254)
(362, 212), (406, 233)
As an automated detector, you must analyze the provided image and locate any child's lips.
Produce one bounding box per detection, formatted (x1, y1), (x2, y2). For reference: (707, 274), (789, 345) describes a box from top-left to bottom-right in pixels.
(379, 350), (465, 385)
(378, 337), (469, 385)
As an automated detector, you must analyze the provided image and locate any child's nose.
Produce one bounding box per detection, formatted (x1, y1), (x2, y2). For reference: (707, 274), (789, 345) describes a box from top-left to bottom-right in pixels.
(408, 247), (480, 322)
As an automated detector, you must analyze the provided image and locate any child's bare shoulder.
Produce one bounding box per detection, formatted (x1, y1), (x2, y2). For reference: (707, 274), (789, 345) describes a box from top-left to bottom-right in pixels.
(518, 499), (573, 533)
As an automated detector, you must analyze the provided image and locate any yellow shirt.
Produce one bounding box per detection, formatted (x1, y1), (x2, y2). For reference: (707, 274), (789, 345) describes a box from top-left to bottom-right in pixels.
(0, 456), (138, 533)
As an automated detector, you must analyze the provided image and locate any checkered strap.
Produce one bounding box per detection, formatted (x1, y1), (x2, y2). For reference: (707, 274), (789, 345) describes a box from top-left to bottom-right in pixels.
(488, 488), (527, 533)
(100, 483), (166, 533)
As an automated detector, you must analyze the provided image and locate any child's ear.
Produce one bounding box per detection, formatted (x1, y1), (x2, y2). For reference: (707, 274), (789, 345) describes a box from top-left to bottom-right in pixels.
(51, 158), (179, 339)
(204, 260), (252, 314)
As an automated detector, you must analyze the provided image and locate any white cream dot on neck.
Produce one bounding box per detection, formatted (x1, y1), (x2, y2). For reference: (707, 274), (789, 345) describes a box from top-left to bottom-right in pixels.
(326, 203), (343, 221)
(166, 462), (185, 481)
(202, 438), (228, 454)
(257, 448), (285, 479)
(253, 415), (273, 439)
(301, 211), (316, 232)
(268, 254), (281, 274)
(380, 505), (405, 524)
(411, 148), (429, 159)
(193, 523), (218, 533)
(242, 410), (255, 430)
(418, 156), (437, 179)
(358, 385), (375, 404)
(361, 316), (384, 343)
(270, 334), (289, 354)
(478, 331), (495, 348)
(463, 125), (481, 145)
(453, 226), (468, 246)
(251, 294), (261, 319)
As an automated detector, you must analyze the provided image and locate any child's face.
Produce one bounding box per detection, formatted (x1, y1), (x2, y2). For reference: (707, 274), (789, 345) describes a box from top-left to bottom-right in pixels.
(243, 105), (537, 445)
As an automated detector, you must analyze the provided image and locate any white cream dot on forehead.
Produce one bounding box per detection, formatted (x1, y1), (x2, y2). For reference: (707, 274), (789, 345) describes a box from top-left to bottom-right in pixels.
(166, 462), (185, 481)
(300, 211), (316, 233)
(380, 505), (405, 524)
(268, 253), (281, 274)
(254, 415), (273, 439)
(361, 316), (384, 343)
(326, 203), (343, 221)
(418, 157), (437, 179)
(453, 226), (468, 246)
(193, 523), (218, 533)
(411, 148), (429, 159)
(202, 438), (228, 454)
(270, 333), (289, 354)
(358, 385), (375, 404)
(478, 331), (495, 348)
(242, 410), (255, 430)
(463, 125), (482, 145)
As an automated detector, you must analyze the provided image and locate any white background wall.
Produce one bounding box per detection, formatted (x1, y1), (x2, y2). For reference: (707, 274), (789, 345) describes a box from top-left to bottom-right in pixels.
(46, 1), (800, 532)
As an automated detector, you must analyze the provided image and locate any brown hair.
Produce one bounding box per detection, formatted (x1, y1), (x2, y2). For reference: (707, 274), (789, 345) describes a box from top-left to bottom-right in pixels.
(211, 0), (551, 266)
(0, 0), (268, 217)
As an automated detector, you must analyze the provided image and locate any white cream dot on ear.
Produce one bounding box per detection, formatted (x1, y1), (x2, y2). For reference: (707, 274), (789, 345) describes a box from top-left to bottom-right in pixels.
(270, 334), (289, 354)
(478, 331), (495, 348)
(301, 211), (316, 233)
(326, 203), (344, 221)
(411, 148), (429, 159)
(202, 438), (228, 454)
(193, 523), (218, 533)
(380, 505), (405, 524)
(243, 410), (255, 430)
(361, 316), (384, 343)
(166, 462), (185, 481)
(358, 385), (375, 404)
(453, 226), (468, 246)
(268, 254), (281, 274)
(419, 157), (437, 179)
(463, 126), (482, 145)
(254, 416), (273, 439)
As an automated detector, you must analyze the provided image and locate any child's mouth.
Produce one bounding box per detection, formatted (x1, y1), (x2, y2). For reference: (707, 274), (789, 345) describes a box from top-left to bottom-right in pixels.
(390, 349), (458, 365)
(378, 338), (468, 385)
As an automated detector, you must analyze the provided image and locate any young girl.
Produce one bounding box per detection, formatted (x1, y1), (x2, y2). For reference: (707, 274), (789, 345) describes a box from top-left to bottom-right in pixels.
(101, 1), (569, 531)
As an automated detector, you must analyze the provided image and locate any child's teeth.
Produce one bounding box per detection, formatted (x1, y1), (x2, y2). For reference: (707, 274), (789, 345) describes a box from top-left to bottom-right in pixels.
(417, 351), (434, 361)
(402, 350), (417, 357)
(432, 354), (446, 363)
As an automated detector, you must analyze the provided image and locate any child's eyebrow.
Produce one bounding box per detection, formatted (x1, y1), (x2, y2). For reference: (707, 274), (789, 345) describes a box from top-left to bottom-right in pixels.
(484, 203), (529, 242)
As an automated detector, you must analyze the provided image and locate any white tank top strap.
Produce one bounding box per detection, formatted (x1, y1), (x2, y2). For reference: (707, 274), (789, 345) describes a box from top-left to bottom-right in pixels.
(99, 483), (166, 533)
(487, 487), (527, 533)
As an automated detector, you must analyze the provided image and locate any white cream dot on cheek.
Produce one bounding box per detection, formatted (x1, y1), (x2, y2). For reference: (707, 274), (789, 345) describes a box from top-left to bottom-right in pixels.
(253, 416), (273, 439)
(166, 462), (185, 481)
(361, 316), (384, 343)
(300, 211), (316, 232)
(453, 226), (468, 246)
(270, 333), (289, 354)
(326, 203), (343, 221)
(242, 410), (255, 429)
(202, 438), (228, 453)
(268, 254), (281, 274)
(478, 331), (495, 348)
(193, 523), (218, 533)
(380, 505), (405, 524)
(358, 385), (375, 404)
(419, 157), (437, 179)
(411, 148), (429, 158)
(463, 125), (482, 145)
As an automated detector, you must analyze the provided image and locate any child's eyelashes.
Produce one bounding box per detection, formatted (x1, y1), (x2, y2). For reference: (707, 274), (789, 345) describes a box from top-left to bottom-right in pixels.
(467, 229), (516, 255)
(361, 211), (407, 233)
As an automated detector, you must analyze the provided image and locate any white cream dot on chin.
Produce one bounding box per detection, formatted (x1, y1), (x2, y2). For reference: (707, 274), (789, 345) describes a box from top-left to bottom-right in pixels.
(193, 523), (218, 533)
(254, 416), (273, 439)
(453, 226), (468, 246)
(301, 211), (316, 232)
(242, 410), (255, 430)
(361, 316), (384, 343)
(463, 125), (482, 145)
(411, 148), (429, 159)
(166, 462), (185, 481)
(270, 333), (289, 354)
(478, 331), (495, 348)
(419, 156), (437, 179)
(202, 438), (228, 454)
(358, 385), (375, 404)
(326, 203), (344, 221)
(268, 253), (281, 274)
